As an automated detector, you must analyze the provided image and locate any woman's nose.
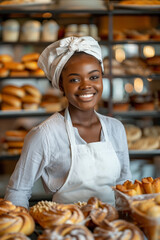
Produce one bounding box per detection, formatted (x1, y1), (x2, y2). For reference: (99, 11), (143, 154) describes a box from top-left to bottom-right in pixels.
(79, 80), (91, 90)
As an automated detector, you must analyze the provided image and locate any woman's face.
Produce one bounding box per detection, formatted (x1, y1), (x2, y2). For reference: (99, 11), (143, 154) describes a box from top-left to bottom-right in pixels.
(60, 53), (103, 112)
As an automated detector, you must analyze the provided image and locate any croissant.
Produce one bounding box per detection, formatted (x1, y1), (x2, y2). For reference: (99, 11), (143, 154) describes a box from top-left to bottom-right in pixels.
(94, 219), (144, 240)
(0, 232), (31, 240)
(30, 202), (84, 229)
(38, 223), (94, 240)
(0, 211), (35, 236)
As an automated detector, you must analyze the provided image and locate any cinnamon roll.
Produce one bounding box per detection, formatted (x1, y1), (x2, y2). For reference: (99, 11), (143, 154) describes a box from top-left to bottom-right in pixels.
(30, 202), (84, 229)
(0, 199), (17, 215)
(81, 197), (119, 229)
(94, 219), (144, 240)
(0, 232), (31, 240)
(0, 211), (35, 236)
(38, 224), (94, 240)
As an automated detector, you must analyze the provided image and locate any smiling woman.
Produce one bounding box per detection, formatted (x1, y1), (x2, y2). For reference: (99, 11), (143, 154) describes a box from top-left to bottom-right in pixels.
(4, 36), (132, 209)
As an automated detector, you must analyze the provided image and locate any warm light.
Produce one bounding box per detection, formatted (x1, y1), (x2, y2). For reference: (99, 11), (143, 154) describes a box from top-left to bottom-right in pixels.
(143, 46), (155, 58)
(134, 78), (143, 93)
(115, 48), (126, 63)
(42, 12), (52, 18)
(125, 83), (134, 93)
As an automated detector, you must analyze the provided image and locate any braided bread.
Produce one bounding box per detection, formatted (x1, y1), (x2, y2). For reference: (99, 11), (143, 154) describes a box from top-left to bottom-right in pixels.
(94, 219), (144, 240)
(30, 202), (84, 229)
(81, 197), (119, 229)
(0, 211), (35, 236)
(0, 232), (31, 240)
(38, 223), (94, 240)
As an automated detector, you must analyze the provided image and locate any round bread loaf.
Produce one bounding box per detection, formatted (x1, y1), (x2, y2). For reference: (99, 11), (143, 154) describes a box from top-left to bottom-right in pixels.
(22, 85), (41, 99)
(0, 55), (13, 63)
(4, 62), (25, 71)
(0, 68), (9, 78)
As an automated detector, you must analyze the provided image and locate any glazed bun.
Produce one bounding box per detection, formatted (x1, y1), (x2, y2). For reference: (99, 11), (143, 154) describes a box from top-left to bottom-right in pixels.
(21, 52), (40, 62)
(0, 54), (13, 63)
(2, 94), (22, 108)
(30, 68), (45, 77)
(4, 62), (25, 71)
(2, 85), (25, 98)
(24, 61), (38, 70)
(0, 232), (31, 240)
(22, 85), (41, 99)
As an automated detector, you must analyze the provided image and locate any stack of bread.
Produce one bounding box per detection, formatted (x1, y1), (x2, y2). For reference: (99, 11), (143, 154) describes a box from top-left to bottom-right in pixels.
(0, 53), (45, 78)
(1, 85), (25, 111)
(3, 129), (28, 155)
(21, 84), (41, 110)
(0, 84), (41, 111)
(124, 124), (160, 151)
(29, 196), (144, 240)
(0, 198), (35, 238)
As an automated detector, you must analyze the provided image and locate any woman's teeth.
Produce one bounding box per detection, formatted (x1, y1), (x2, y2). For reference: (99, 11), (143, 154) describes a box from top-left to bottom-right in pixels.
(79, 94), (93, 98)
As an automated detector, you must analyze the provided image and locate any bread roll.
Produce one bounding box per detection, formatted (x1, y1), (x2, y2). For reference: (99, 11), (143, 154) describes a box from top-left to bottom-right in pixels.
(2, 85), (25, 98)
(4, 62), (25, 71)
(0, 55), (13, 63)
(22, 85), (41, 99)
(0, 232), (30, 240)
(10, 70), (30, 77)
(2, 94), (22, 107)
(1, 103), (21, 111)
(30, 68), (45, 77)
(5, 130), (28, 141)
(24, 61), (38, 70)
(21, 52), (40, 62)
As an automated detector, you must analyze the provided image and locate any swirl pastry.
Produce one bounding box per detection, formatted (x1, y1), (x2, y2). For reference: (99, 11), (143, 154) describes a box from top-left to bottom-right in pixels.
(0, 232), (31, 240)
(0, 211), (35, 236)
(81, 197), (119, 229)
(0, 199), (17, 215)
(38, 223), (94, 240)
(94, 219), (144, 240)
(30, 202), (84, 229)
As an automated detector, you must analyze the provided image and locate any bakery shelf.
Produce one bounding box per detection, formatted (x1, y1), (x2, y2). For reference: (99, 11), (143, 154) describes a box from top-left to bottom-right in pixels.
(113, 110), (160, 118)
(129, 150), (160, 158)
(0, 109), (53, 118)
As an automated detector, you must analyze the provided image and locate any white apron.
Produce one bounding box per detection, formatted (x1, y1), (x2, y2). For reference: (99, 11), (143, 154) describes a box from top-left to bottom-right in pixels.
(52, 108), (121, 205)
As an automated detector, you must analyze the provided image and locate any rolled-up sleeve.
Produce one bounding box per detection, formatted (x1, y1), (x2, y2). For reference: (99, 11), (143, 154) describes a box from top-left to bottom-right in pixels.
(4, 126), (49, 209)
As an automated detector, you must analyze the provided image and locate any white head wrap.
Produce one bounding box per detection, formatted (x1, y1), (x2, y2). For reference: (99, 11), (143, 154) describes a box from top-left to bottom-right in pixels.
(38, 36), (104, 90)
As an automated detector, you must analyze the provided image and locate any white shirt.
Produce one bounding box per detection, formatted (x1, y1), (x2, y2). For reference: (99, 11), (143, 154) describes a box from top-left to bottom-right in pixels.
(5, 112), (132, 208)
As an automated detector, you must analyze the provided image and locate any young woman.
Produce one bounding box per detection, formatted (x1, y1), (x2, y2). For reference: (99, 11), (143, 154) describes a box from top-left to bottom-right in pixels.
(5, 36), (132, 208)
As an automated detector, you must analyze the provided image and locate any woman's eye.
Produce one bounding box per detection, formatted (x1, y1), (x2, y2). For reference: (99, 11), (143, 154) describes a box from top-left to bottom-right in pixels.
(69, 78), (80, 83)
(90, 75), (99, 80)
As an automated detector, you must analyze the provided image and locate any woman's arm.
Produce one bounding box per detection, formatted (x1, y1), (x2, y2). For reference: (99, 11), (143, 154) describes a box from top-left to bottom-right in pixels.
(4, 126), (49, 209)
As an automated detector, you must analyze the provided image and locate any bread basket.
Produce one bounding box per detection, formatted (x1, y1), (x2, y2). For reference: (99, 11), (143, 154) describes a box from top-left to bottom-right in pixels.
(129, 195), (160, 240)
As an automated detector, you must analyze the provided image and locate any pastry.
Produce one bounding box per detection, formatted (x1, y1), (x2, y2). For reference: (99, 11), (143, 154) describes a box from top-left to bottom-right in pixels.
(0, 55), (13, 63)
(81, 197), (118, 229)
(21, 53), (40, 62)
(38, 224), (94, 240)
(94, 219), (144, 240)
(2, 94), (22, 108)
(0, 68), (9, 78)
(0, 199), (17, 215)
(2, 85), (25, 98)
(30, 202), (84, 229)
(4, 62), (25, 71)
(24, 61), (38, 71)
(0, 232), (31, 240)
(22, 85), (41, 99)
(0, 211), (35, 236)
(10, 70), (30, 77)
(5, 130), (28, 141)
